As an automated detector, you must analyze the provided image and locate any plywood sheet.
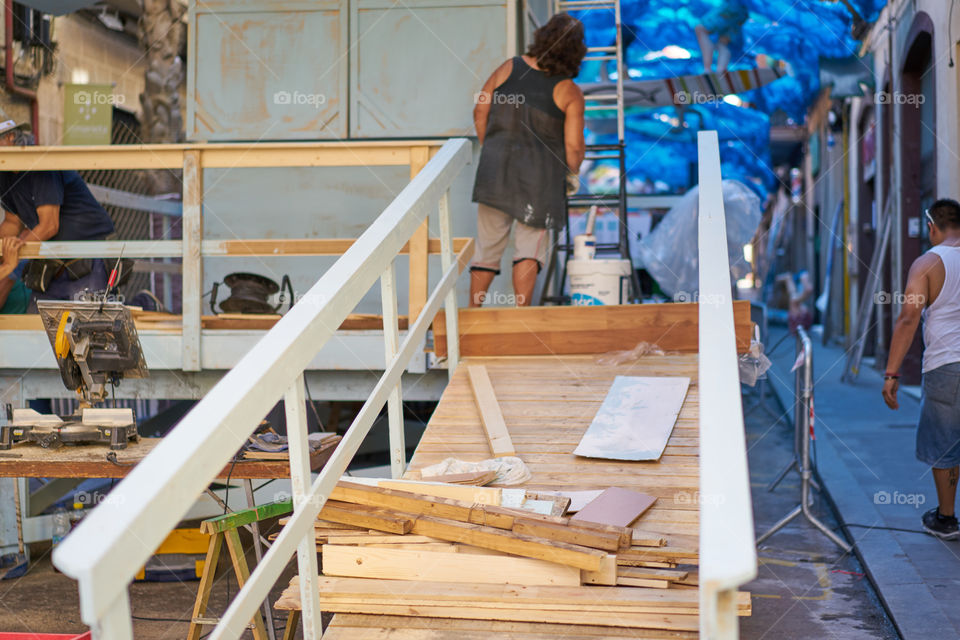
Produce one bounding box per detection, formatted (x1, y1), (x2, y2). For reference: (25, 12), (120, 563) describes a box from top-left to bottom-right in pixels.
(571, 487), (657, 528)
(433, 302), (753, 357)
(573, 376), (690, 461)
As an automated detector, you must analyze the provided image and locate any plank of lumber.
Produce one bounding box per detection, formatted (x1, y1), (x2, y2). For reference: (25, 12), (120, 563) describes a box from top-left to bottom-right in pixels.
(571, 487), (657, 527)
(332, 482), (514, 529)
(322, 614), (701, 640)
(321, 545), (580, 586)
(580, 554), (617, 585)
(617, 567), (689, 582)
(299, 601), (702, 630)
(407, 145), (431, 323)
(318, 535), (443, 546)
(322, 614), (699, 640)
(278, 576), (752, 612)
(374, 479), (502, 505)
(512, 519), (623, 552)
(363, 543), (459, 552)
(466, 365), (516, 457)
(331, 482), (627, 550)
(318, 501), (414, 535)
(315, 520), (367, 530)
(617, 577), (671, 588)
(432, 302), (753, 357)
(420, 470), (497, 485)
(573, 377), (690, 461)
(632, 530), (668, 547)
(617, 546), (699, 563)
(409, 515), (606, 572)
(617, 559), (677, 568)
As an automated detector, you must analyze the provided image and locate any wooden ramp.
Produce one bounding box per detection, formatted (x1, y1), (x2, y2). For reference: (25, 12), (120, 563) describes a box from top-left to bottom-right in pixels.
(293, 351), (744, 638)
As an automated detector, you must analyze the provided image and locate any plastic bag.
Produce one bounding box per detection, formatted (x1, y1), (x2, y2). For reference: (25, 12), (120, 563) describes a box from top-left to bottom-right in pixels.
(739, 339), (772, 386)
(418, 456), (531, 486)
(595, 341), (667, 366)
(636, 179), (762, 299)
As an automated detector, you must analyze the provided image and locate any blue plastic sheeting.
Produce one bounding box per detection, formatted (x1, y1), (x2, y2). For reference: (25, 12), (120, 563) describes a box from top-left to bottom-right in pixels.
(572, 0), (882, 196)
(586, 102), (773, 196)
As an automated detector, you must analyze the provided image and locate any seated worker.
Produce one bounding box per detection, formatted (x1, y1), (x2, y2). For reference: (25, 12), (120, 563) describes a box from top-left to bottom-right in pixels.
(470, 13), (586, 307)
(695, 0), (749, 73)
(0, 236), (28, 313)
(0, 113), (115, 307)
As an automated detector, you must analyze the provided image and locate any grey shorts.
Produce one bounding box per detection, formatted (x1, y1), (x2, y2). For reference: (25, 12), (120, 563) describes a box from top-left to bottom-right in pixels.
(471, 203), (549, 274)
(917, 362), (960, 468)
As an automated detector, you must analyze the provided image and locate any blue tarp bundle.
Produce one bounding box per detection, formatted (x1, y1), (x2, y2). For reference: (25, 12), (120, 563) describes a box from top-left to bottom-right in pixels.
(573, 0), (884, 196)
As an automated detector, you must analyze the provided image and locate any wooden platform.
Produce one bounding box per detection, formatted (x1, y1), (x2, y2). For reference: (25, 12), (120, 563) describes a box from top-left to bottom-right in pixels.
(321, 353), (707, 639)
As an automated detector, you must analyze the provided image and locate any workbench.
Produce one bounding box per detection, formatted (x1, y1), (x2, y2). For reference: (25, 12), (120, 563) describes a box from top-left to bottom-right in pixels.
(0, 436), (340, 479)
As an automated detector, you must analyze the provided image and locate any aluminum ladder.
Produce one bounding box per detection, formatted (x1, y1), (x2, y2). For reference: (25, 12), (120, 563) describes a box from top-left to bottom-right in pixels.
(541, 0), (641, 304)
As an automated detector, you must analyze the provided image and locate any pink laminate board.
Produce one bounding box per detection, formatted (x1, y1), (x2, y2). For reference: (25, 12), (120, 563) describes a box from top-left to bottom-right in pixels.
(569, 486), (657, 527)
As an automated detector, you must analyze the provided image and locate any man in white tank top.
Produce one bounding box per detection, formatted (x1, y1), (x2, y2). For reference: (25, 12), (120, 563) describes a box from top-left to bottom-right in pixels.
(883, 198), (960, 539)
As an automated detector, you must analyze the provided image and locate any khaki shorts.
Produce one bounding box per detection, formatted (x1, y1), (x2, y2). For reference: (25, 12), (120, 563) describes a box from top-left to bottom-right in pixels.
(472, 203), (549, 274)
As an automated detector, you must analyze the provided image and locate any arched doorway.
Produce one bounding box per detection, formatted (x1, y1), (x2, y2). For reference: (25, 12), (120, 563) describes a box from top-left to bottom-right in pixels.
(898, 13), (935, 383)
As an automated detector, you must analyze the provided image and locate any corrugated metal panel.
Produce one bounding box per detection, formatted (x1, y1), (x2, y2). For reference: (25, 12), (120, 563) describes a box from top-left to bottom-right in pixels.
(186, 0), (348, 141)
(187, 0), (513, 140)
(350, 0), (512, 138)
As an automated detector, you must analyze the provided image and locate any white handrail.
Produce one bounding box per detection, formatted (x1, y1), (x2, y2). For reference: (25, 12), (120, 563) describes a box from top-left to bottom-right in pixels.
(52, 138), (472, 639)
(696, 131), (757, 638)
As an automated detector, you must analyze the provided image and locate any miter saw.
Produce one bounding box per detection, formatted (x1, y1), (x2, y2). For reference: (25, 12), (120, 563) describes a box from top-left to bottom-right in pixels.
(0, 300), (148, 451)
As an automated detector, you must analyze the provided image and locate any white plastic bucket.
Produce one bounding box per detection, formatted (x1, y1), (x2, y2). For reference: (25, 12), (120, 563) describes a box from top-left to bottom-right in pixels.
(568, 258), (631, 306)
(573, 234), (596, 260)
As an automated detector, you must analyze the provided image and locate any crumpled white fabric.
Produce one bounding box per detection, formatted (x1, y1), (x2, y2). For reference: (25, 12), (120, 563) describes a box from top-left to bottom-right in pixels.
(419, 456), (531, 486)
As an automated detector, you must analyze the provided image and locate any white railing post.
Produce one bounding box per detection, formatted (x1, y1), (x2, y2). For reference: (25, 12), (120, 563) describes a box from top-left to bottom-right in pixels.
(696, 130), (757, 639)
(285, 374), (322, 640)
(381, 260), (406, 478)
(93, 591), (133, 640)
(182, 149), (203, 371)
(438, 189), (460, 376)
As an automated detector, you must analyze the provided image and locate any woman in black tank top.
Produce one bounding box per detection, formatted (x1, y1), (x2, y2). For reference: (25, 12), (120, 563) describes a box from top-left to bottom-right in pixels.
(470, 13), (586, 307)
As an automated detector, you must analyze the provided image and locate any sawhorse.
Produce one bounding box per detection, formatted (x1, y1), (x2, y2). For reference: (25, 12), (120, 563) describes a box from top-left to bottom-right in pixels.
(187, 499), (293, 640)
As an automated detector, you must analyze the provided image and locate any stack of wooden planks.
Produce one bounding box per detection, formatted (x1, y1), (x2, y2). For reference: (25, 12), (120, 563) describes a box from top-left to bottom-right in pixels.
(274, 480), (748, 632)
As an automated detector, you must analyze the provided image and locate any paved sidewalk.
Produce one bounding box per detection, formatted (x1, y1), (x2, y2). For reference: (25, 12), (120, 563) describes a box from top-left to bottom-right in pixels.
(763, 326), (960, 639)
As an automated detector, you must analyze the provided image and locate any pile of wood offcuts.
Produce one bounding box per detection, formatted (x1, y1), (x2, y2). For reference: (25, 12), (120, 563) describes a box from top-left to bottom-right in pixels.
(275, 479), (749, 633)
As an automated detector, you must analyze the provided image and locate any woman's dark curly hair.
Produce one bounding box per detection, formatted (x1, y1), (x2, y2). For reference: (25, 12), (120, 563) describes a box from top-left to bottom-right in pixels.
(526, 13), (587, 78)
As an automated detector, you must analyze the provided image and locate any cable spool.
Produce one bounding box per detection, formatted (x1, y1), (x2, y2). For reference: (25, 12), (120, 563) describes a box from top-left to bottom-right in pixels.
(210, 272), (294, 315)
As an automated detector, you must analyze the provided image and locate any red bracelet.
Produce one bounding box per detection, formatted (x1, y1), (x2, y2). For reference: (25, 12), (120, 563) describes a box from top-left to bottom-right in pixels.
(884, 373), (900, 379)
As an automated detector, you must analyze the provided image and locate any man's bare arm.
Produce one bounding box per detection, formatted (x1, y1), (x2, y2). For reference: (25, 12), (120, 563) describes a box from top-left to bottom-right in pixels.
(886, 254), (936, 374)
(560, 82), (586, 173)
(474, 60), (512, 144)
(0, 236), (23, 309)
(0, 211), (23, 238)
(18, 204), (59, 242)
